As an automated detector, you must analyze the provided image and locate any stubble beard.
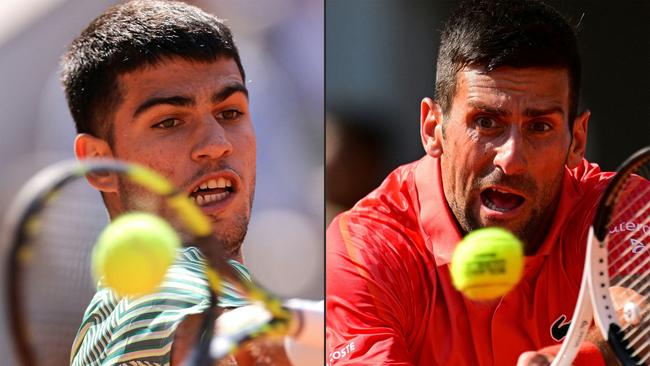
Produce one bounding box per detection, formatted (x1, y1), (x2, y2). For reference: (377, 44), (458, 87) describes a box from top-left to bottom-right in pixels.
(445, 168), (564, 254)
(117, 177), (255, 259)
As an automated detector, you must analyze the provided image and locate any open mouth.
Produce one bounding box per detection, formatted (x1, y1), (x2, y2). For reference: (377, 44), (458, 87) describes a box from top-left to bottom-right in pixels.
(189, 177), (235, 206)
(480, 187), (525, 212)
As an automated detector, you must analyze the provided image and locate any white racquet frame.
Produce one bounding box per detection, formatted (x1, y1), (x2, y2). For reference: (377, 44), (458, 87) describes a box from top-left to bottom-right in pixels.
(552, 146), (650, 366)
(551, 228), (600, 365)
(554, 225), (648, 366)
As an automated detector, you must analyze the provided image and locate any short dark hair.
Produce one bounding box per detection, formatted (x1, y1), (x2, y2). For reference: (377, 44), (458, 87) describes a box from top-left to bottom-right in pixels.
(60, 0), (245, 139)
(435, 0), (581, 123)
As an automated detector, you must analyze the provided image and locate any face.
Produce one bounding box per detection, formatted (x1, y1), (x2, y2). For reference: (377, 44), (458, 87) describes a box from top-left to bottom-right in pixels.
(423, 66), (587, 252)
(105, 57), (255, 258)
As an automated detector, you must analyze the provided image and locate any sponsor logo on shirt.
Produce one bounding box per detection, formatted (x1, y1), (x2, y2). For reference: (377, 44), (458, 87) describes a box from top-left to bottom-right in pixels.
(328, 342), (356, 365)
(550, 314), (571, 342)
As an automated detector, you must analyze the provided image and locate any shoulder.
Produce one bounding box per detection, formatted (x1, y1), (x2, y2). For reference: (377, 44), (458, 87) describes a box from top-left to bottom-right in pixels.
(563, 159), (615, 227)
(328, 160), (425, 260)
(566, 159), (614, 197)
(555, 160), (614, 270)
(561, 159), (614, 229)
(327, 160), (433, 299)
(358, 160), (420, 211)
(339, 160), (422, 238)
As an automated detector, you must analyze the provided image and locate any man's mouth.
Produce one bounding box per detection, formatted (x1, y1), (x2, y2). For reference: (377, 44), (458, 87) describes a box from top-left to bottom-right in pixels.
(189, 177), (235, 206)
(480, 187), (525, 212)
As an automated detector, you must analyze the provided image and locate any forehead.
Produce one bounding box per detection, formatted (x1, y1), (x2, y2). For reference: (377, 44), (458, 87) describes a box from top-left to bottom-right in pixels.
(454, 66), (570, 110)
(117, 57), (244, 105)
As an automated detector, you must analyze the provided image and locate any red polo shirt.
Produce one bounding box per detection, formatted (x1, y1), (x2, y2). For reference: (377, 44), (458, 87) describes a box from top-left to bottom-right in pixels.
(326, 156), (613, 365)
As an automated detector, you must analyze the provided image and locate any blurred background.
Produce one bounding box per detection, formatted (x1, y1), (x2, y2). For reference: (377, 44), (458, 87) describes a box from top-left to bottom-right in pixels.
(0, 0), (323, 363)
(326, 0), (650, 224)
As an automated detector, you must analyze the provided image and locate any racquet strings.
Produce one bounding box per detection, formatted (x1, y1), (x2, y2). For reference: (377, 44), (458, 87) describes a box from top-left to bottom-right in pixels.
(602, 156), (650, 362)
(12, 178), (108, 366)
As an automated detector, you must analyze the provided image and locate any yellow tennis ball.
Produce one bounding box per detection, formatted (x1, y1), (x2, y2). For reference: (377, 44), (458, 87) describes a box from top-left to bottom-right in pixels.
(450, 227), (524, 301)
(92, 212), (180, 297)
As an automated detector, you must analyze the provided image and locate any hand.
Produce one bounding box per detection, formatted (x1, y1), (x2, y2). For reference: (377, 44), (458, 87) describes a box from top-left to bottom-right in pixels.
(171, 309), (293, 366)
(516, 351), (555, 366)
(171, 312), (238, 365)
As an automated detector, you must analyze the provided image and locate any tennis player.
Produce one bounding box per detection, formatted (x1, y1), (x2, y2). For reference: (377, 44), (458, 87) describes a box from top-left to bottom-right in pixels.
(326, 1), (622, 365)
(60, 1), (294, 364)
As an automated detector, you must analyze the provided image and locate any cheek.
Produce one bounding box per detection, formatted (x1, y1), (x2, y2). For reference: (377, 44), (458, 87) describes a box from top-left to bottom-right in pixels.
(447, 144), (486, 185)
(533, 146), (567, 180)
(232, 124), (257, 167)
(224, 123), (256, 199)
(536, 160), (565, 194)
(444, 123), (482, 161)
(245, 133), (257, 165)
(441, 158), (465, 206)
(113, 137), (179, 180)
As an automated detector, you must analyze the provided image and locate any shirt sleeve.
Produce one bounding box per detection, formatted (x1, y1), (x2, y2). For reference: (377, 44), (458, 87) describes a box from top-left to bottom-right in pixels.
(326, 214), (420, 366)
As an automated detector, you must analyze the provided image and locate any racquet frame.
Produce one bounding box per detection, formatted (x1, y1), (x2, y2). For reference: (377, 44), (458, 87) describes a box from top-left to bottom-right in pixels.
(552, 146), (650, 366)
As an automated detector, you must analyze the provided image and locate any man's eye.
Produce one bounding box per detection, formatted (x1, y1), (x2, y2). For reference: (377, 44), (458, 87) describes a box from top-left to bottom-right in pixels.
(218, 109), (243, 121)
(530, 121), (552, 132)
(475, 116), (498, 129)
(153, 118), (182, 129)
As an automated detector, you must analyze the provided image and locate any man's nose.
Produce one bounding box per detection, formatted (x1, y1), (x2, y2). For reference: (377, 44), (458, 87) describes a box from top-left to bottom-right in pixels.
(493, 129), (527, 175)
(190, 117), (234, 162)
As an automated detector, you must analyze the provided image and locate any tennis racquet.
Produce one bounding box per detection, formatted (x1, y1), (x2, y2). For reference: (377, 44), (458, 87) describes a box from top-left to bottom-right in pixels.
(3, 159), (294, 366)
(552, 146), (650, 366)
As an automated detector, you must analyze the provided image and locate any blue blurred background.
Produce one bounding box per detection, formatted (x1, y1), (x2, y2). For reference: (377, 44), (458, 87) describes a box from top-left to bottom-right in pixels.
(326, 0), (650, 224)
(0, 0), (323, 363)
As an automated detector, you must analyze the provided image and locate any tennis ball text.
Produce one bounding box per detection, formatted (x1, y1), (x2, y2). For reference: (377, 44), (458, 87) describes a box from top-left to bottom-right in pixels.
(464, 253), (506, 276)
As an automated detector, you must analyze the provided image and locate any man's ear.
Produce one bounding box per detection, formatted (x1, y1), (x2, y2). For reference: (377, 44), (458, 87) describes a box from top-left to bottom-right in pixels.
(74, 133), (118, 193)
(420, 97), (444, 157)
(566, 110), (590, 169)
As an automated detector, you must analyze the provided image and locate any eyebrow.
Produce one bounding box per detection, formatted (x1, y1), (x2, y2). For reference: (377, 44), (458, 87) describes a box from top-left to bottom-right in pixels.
(212, 83), (248, 104)
(468, 102), (565, 118)
(133, 82), (249, 118)
(468, 102), (510, 117)
(523, 106), (565, 118)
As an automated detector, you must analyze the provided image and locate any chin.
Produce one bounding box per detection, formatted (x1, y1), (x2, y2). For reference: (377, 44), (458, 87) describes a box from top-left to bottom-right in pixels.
(212, 217), (249, 251)
(477, 217), (526, 237)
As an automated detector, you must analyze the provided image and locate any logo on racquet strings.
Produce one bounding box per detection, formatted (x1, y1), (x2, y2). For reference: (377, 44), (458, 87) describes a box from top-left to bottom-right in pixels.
(610, 221), (648, 254)
(630, 239), (646, 254)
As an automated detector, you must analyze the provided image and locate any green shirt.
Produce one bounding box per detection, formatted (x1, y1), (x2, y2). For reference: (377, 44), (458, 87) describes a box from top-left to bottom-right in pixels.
(70, 247), (250, 366)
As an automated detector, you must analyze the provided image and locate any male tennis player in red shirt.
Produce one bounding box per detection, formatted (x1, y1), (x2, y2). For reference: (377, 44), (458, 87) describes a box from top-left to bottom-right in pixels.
(326, 0), (619, 365)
